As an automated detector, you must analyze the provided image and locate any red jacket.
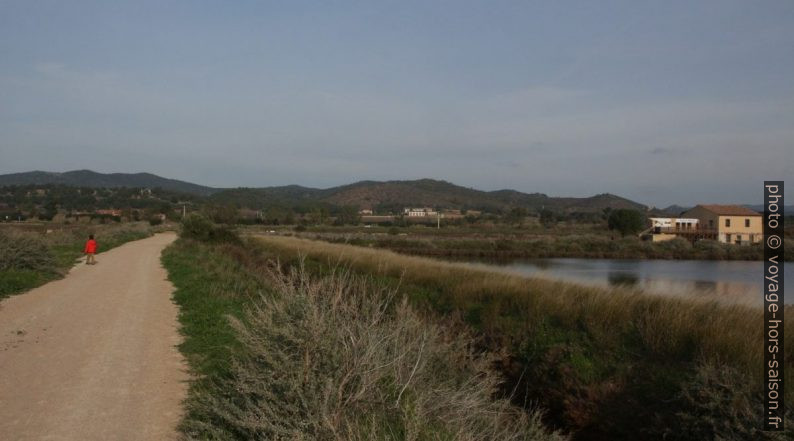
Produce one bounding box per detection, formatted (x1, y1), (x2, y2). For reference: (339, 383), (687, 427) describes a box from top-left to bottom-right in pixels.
(84, 239), (97, 254)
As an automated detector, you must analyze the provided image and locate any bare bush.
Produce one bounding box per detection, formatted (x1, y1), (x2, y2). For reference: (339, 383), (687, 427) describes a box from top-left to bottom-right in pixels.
(0, 230), (56, 272)
(182, 264), (565, 441)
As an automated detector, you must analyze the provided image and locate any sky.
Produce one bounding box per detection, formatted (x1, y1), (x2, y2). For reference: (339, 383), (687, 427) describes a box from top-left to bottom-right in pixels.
(1, 1), (792, 207)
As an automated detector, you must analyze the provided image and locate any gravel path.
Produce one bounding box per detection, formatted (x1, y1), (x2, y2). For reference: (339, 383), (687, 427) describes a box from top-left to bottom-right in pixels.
(0, 232), (187, 440)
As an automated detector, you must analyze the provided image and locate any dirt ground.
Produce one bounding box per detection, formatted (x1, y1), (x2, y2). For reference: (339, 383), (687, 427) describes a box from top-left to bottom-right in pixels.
(0, 232), (187, 440)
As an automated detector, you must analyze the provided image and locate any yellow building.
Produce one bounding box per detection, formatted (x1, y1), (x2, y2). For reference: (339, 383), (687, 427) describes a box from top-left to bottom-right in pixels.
(681, 204), (762, 245)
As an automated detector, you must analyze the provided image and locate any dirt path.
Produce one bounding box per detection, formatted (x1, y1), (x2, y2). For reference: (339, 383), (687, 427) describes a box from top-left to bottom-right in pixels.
(0, 232), (187, 441)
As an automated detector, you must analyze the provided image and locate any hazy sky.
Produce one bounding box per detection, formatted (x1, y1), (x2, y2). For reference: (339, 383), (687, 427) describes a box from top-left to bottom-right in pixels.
(1, 1), (792, 206)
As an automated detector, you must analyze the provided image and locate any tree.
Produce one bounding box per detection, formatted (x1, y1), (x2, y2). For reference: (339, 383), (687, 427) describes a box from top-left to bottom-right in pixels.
(335, 206), (361, 225)
(607, 209), (646, 236)
(309, 207), (330, 225)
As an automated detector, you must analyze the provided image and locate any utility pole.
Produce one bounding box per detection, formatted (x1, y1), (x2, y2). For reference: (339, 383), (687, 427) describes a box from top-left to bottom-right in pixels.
(437, 211), (440, 229)
(182, 204), (186, 218)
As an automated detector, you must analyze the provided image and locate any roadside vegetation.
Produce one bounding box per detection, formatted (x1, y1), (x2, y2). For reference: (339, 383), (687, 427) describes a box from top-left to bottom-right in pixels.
(253, 235), (793, 440)
(163, 215), (565, 440)
(294, 230), (788, 261)
(0, 222), (160, 299)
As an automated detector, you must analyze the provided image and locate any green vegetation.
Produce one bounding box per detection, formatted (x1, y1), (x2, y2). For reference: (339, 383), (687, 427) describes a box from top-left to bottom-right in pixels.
(163, 227), (564, 440)
(307, 230), (786, 261)
(0, 222), (158, 299)
(607, 208), (646, 236)
(180, 213), (241, 244)
(0, 183), (195, 222)
(253, 236), (793, 440)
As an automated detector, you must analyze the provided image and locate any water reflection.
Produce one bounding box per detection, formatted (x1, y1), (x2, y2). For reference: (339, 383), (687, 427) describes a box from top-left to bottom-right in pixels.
(469, 258), (791, 307)
(607, 272), (639, 287)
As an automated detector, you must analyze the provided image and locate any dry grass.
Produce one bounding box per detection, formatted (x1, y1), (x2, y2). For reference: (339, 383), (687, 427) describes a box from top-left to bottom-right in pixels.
(252, 235), (793, 437)
(181, 260), (566, 441)
(257, 236), (779, 366)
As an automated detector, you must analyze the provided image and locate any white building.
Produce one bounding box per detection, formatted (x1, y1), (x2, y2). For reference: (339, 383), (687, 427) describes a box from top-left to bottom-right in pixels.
(649, 217), (699, 231)
(404, 207), (438, 217)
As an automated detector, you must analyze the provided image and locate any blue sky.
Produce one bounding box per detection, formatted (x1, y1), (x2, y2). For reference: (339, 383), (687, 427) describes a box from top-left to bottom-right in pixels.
(1, 1), (792, 206)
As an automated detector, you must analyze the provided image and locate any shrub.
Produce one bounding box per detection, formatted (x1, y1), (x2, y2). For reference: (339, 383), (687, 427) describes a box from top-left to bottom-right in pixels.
(148, 216), (163, 226)
(669, 362), (792, 440)
(694, 240), (727, 260)
(180, 213), (240, 244)
(182, 266), (565, 441)
(181, 214), (215, 241)
(0, 231), (56, 272)
(607, 209), (646, 237)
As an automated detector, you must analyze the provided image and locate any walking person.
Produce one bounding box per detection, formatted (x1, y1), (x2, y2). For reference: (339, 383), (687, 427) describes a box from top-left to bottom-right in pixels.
(84, 234), (97, 265)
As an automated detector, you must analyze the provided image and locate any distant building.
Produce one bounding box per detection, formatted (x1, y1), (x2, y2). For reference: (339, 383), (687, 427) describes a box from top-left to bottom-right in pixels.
(648, 217), (699, 230)
(647, 217), (700, 242)
(441, 209), (464, 219)
(681, 204), (762, 245)
(404, 207), (437, 217)
(359, 209), (373, 215)
(95, 209), (122, 217)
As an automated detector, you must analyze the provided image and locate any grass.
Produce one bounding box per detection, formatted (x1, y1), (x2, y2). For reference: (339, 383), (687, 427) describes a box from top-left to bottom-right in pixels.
(162, 240), (256, 379)
(162, 236), (565, 440)
(0, 269), (49, 298)
(308, 232), (782, 261)
(0, 222), (161, 299)
(252, 235), (794, 440)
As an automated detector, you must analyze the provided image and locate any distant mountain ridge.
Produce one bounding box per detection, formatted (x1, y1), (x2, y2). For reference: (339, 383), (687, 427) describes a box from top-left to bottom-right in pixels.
(0, 170), (217, 196)
(0, 169), (653, 213)
(211, 178), (648, 213)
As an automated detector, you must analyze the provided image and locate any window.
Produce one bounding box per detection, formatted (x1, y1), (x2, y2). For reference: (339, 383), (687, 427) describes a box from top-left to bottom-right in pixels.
(745, 219), (750, 228)
(725, 218), (731, 227)
(736, 235), (742, 244)
(709, 219), (714, 228)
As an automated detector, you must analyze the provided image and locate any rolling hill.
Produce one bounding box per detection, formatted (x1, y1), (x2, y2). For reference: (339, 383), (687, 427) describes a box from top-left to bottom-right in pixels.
(0, 170), (217, 196)
(0, 170), (648, 213)
(211, 179), (648, 213)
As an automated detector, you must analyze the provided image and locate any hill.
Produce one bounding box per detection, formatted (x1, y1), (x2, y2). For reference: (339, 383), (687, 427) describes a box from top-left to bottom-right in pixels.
(211, 179), (648, 214)
(0, 170), (217, 196)
(0, 171), (649, 214)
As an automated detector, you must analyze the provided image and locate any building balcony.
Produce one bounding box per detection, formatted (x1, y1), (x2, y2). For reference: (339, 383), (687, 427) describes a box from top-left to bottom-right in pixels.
(653, 227), (717, 234)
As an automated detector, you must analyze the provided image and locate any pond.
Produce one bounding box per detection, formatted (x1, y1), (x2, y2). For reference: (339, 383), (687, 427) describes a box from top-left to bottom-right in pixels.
(468, 257), (790, 306)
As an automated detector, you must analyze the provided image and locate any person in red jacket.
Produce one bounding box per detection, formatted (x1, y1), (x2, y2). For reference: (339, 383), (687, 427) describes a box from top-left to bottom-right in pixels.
(84, 234), (97, 265)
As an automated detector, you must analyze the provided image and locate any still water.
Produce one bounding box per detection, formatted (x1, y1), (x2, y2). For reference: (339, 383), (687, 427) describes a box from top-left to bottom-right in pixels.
(470, 258), (790, 306)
